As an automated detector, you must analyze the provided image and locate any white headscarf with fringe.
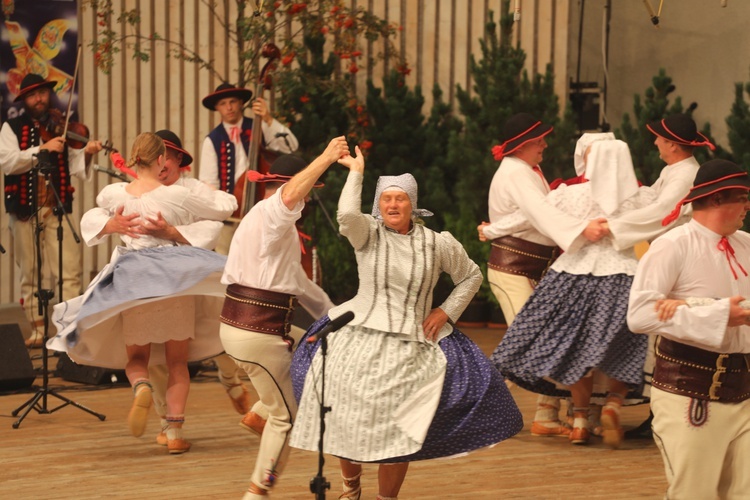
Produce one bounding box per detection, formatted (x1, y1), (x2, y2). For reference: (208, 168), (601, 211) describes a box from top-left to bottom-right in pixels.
(371, 173), (434, 220)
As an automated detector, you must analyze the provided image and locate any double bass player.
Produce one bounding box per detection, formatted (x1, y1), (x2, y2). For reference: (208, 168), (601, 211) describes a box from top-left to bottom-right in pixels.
(198, 81), (299, 254)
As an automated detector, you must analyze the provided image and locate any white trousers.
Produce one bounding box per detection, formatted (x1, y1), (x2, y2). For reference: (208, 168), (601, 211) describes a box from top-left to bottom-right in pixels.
(651, 387), (750, 499)
(487, 268), (535, 326)
(10, 212), (82, 330)
(220, 324), (298, 492)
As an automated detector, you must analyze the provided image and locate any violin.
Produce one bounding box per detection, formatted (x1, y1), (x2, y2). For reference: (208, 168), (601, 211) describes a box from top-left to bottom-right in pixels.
(40, 108), (94, 150)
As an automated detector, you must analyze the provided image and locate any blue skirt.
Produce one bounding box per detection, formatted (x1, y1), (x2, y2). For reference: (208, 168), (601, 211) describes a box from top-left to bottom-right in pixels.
(49, 246), (228, 369)
(491, 270), (647, 399)
(291, 316), (523, 463)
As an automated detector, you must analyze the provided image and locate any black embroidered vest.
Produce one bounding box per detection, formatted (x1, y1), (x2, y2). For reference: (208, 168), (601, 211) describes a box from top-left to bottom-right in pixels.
(4, 114), (73, 219)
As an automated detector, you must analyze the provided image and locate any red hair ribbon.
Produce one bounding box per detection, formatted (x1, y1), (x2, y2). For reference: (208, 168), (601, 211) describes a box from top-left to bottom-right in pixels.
(110, 151), (138, 179)
(717, 236), (747, 280)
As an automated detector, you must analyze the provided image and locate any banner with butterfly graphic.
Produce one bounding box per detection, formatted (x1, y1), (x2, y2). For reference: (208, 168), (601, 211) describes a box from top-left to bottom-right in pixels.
(0, 0), (79, 122)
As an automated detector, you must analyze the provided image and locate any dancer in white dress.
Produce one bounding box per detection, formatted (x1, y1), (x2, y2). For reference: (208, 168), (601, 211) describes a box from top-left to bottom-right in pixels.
(49, 132), (236, 453)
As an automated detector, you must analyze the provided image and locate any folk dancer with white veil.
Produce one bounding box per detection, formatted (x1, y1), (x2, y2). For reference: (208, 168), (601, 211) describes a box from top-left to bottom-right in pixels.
(491, 138), (657, 448)
(291, 146), (523, 500)
(49, 132), (236, 453)
(477, 113), (610, 438)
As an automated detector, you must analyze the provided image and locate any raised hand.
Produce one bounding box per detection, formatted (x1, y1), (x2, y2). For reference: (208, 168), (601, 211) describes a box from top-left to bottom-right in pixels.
(338, 145), (364, 173)
(321, 136), (350, 165)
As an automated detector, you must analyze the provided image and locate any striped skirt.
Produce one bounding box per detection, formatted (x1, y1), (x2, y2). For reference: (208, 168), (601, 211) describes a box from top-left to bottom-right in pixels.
(290, 316), (523, 463)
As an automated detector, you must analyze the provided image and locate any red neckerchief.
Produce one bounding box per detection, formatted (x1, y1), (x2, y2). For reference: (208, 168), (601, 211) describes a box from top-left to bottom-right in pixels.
(717, 236), (747, 280)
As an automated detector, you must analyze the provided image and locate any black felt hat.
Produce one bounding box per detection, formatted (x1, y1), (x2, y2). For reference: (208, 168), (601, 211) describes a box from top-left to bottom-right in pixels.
(492, 113), (553, 160)
(661, 159), (750, 226)
(14, 73), (56, 102)
(245, 154), (324, 188)
(685, 159), (750, 203)
(647, 113), (715, 150)
(155, 129), (193, 167)
(202, 83), (253, 110)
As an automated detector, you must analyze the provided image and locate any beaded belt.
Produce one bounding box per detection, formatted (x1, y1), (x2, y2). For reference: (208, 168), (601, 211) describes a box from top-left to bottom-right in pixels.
(488, 235), (559, 281)
(220, 284), (298, 350)
(653, 337), (750, 402)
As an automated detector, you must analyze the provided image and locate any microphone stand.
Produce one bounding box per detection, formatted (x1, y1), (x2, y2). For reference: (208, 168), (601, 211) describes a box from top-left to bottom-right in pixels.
(309, 332), (331, 499)
(12, 151), (106, 429)
(310, 190), (340, 238)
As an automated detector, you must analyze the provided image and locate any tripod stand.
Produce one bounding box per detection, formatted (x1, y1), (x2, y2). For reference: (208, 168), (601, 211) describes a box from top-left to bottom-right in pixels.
(12, 152), (106, 429)
(308, 312), (355, 499)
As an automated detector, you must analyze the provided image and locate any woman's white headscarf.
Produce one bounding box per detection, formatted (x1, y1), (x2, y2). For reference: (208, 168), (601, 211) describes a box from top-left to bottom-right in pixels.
(585, 139), (639, 215)
(371, 173), (434, 219)
(574, 132), (616, 176)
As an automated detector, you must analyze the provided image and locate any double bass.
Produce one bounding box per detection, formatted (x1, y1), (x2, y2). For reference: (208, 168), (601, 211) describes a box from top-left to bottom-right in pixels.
(232, 43), (282, 220)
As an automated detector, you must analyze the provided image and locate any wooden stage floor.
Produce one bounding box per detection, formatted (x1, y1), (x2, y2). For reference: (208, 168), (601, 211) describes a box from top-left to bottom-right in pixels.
(1, 327), (666, 499)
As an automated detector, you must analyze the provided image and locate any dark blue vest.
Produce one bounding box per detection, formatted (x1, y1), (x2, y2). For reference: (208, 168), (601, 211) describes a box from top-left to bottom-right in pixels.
(207, 116), (258, 194)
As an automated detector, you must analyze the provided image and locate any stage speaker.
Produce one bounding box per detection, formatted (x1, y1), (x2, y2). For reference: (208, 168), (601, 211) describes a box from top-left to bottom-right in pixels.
(57, 354), (128, 385)
(0, 323), (37, 391)
(0, 303), (33, 342)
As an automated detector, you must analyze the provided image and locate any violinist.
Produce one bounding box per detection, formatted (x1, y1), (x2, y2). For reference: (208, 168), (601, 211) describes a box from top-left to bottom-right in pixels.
(198, 82), (298, 254)
(0, 73), (103, 348)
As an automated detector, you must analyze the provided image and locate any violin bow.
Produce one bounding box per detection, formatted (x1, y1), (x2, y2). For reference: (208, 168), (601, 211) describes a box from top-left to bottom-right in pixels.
(62, 44), (83, 142)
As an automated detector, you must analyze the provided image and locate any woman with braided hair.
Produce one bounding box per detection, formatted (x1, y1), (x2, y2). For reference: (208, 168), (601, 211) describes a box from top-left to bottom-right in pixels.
(50, 132), (236, 454)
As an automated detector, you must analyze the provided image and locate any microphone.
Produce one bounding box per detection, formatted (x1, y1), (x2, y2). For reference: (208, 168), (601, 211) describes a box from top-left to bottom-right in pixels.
(275, 132), (293, 151)
(308, 311), (355, 343)
(93, 164), (129, 182)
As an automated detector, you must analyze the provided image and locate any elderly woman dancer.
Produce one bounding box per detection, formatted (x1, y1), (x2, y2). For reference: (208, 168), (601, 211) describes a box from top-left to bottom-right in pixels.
(50, 133), (236, 453)
(290, 146), (523, 500)
(492, 138), (656, 449)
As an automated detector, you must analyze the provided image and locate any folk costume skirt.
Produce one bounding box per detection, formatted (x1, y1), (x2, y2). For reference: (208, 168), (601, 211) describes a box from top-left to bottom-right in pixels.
(48, 246), (227, 369)
(491, 270), (647, 399)
(290, 316), (523, 463)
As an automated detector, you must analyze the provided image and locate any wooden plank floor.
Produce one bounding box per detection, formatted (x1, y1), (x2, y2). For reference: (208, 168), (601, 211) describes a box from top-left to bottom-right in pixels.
(1, 327), (666, 499)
